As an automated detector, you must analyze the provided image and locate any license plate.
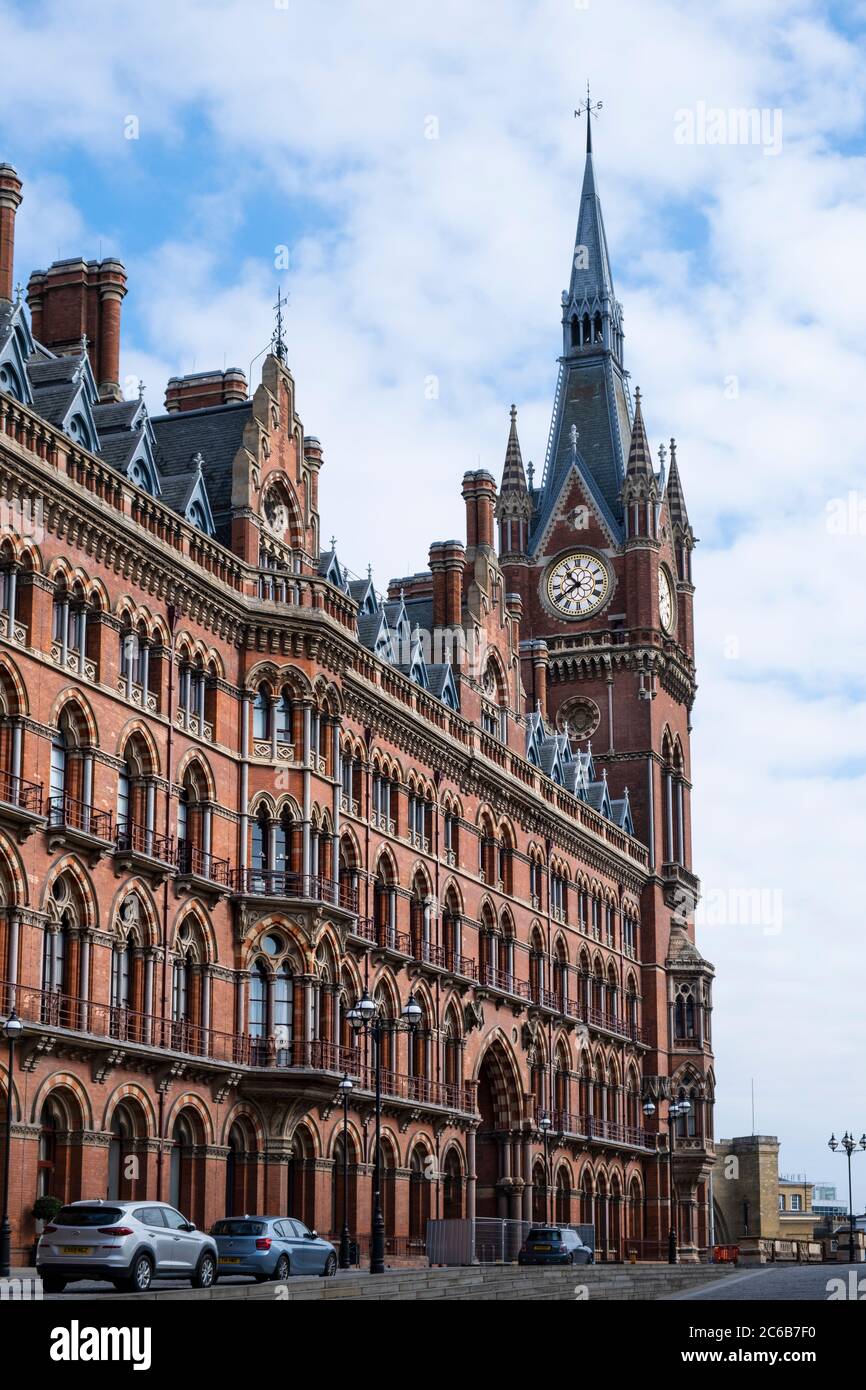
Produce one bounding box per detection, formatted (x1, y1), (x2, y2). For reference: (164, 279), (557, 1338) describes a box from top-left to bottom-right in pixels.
(219, 1256), (241, 1264)
(62, 1246), (90, 1255)
(533, 1245), (551, 1251)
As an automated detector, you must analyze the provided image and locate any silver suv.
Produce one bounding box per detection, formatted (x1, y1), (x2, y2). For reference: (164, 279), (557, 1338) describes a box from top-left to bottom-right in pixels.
(36, 1199), (219, 1293)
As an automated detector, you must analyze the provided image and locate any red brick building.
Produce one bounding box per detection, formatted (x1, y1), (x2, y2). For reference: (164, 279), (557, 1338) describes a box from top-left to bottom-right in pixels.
(0, 136), (714, 1268)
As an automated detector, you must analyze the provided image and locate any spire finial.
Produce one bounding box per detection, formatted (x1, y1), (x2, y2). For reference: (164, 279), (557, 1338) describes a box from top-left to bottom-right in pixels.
(510, 402), (517, 424)
(272, 285), (289, 362)
(330, 534), (337, 550)
(138, 378), (145, 401)
(574, 82), (603, 155)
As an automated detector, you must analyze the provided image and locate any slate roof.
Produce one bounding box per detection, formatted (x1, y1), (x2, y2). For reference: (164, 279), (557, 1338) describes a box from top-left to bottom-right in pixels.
(30, 382), (79, 428)
(97, 431), (141, 472)
(151, 400), (252, 539)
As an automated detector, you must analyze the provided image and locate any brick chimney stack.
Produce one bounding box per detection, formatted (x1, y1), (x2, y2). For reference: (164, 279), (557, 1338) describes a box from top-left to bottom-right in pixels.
(26, 256), (128, 401)
(0, 164), (23, 304)
(462, 470), (497, 552)
(429, 540), (465, 629)
(164, 368), (248, 413)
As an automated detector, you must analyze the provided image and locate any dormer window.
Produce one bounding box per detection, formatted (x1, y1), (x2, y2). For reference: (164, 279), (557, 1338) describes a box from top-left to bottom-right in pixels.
(67, 413), (93, 449)
(0, 362), (23, 402)
(187, 500), (208, 532)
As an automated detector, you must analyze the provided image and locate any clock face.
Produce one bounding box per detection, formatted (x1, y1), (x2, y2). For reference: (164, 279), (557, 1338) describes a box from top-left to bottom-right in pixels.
(659, 567), (675, 632)
(546, 552), (610, 619)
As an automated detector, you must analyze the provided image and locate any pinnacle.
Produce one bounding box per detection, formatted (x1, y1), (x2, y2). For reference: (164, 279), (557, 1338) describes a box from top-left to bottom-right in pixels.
(500, 402), (528, 495)
(626, 386), (653, 476)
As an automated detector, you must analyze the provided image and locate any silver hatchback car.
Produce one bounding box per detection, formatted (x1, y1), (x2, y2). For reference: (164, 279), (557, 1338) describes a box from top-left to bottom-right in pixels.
(36, 1199), (219, 1293)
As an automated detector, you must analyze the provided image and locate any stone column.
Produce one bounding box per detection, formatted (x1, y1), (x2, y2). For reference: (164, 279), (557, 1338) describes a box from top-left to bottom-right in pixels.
(466, 1129), (476, 1222)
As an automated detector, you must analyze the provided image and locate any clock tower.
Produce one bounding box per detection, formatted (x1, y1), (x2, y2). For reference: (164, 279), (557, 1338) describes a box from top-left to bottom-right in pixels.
(498, 115), (714, 1248)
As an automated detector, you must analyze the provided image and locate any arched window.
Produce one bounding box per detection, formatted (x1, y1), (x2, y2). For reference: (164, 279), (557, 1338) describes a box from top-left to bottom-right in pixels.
(409, 1147), (430, 1242)
(107, 1103), (138, 1200)
(111, 937), (132, 1010)
(247, 933), (295, 1064)
(176, 762), (225, 883)
(275, 688), (293, 746)
(442, 1149), (463, 1220)
(0, 540), (21, 642)
(252, 684), (271, 741)
(170, 916), (207, 1052)
(37, 1099), (61, 1199)
(442, 888), (462, 973)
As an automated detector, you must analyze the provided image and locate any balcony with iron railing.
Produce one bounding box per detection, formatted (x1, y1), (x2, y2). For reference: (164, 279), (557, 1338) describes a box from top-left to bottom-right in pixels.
(0, 768), (44, 827)
(174, 841), (232, 887)
(352, 919), (478, 981)
(115, 820), (174, 869)
(0, 978), (476, 1115)
(47, 792), (113, 845)
(543, 1108), (655, 1151)
(479, 964), (532, 1002)
(232, 869), (358, 914)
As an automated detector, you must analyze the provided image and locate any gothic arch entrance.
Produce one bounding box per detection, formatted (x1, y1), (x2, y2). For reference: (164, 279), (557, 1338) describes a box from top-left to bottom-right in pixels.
(475, 1040), (522, 1219)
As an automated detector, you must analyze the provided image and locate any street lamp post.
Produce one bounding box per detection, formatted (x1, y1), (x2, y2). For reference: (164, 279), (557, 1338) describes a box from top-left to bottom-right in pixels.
(644, 1096), (691, 1264)
(337, 1073), (354, 1270)
(348, 989), (421, 1274)
(828, 1131), (866, 1264)
(539, 1112), (552, 1224)
(1, 1010), (24, 1279)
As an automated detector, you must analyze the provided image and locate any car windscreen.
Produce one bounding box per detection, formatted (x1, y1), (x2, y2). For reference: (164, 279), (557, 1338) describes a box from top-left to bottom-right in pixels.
(211, 1220), (265, 1236)
(526, 1228), (561, 1241)
(53, 1206), (125, 1227)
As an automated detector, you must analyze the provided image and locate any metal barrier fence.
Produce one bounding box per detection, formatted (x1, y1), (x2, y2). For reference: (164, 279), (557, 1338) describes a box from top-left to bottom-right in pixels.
(426, 1218), (596, 1267)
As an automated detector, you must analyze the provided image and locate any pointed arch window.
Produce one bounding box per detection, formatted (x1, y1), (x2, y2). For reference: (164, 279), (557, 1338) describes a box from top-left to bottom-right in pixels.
(111, 939), (133, 1010)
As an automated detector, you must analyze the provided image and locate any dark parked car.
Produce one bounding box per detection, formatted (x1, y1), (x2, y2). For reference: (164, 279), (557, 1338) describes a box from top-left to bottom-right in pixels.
(518, 1226), (594, 1266)
(211, 1216), (337, 1280)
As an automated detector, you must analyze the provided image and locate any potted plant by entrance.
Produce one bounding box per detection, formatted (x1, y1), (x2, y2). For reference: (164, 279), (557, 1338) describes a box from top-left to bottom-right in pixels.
(32, 1194), (62, 1235)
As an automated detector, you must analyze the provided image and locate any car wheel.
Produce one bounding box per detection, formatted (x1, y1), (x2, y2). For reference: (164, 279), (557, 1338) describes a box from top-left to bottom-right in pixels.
(122, 1252), (154, 1293)
(567, 1252), (575, 1265)
(273, 1254), (290, 1282)
(321, 1252), (337, 1277)
(193, 1251), (217, 1289)
(41, 1275), (66, 1294)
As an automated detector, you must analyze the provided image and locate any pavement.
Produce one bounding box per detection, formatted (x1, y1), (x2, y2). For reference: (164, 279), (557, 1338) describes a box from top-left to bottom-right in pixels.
(664, 1262), (866, 1301)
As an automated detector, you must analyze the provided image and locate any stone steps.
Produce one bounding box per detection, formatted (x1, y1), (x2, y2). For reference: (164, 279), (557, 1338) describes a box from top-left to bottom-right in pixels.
(51, 1262), (734, 1302)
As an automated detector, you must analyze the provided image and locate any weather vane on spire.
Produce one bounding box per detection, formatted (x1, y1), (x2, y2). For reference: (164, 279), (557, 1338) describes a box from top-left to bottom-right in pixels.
(272, 285), (289, 362)
(574, 82), (603, 153)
